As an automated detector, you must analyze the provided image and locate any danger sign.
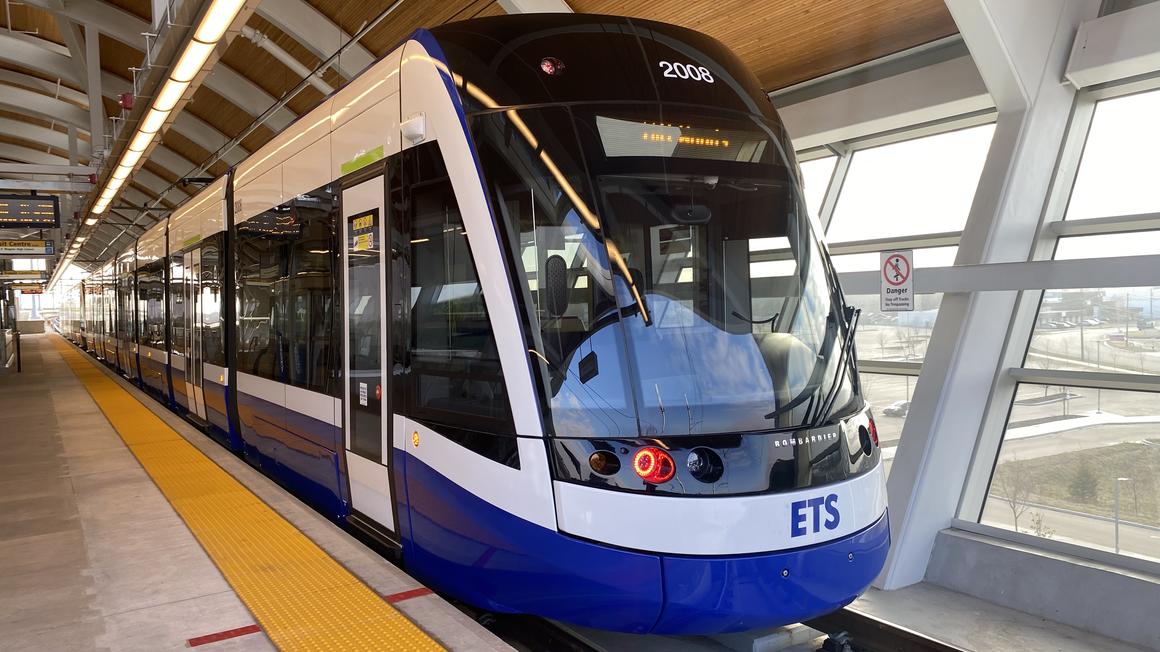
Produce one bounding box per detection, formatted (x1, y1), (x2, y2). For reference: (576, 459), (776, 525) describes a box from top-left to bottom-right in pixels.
(880, 250), (913, 312)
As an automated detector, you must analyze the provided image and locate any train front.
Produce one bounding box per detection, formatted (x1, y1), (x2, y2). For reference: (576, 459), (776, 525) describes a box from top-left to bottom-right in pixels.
(432, 14), (889, 635)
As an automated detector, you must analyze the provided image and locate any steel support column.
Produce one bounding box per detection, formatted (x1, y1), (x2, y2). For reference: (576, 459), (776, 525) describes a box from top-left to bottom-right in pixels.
(84, 24), (104, 160)
(878, 0), (1098, 589)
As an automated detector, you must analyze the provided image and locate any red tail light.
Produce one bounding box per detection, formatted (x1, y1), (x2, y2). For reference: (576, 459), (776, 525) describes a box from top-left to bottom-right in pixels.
(867, 413), (879, 446)
(633, 447), (675, 484)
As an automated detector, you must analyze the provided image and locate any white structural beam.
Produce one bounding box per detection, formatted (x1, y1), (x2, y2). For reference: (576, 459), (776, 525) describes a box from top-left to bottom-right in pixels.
(779, 56), (992, 150)
(0, 70), (88, 105)
(838, 254), (1160, 295)
(0, 85), (90, 130)
(0, 32), (79, 85)
(84, 24), (105, 159)
(0, 144), (65, 166)
(0, 180), (91, 192)
(0, 163), (95, 175)
(0, 35), (246, 176)
(1066, 1), (1160, 88)
(254, 0), (374, 80)
(877, 0), (1099, 590)
(499, 0), (573, 11)
(0, 117), (91, 157)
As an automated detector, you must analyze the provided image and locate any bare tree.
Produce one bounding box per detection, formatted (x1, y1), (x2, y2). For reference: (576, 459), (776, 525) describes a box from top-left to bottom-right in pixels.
(994, 457), (1032, 532)
(1028, 511), (1055, 539)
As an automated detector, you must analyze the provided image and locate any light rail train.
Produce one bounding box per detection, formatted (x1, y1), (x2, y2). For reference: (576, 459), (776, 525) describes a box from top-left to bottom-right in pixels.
(56, 14), (888, 634)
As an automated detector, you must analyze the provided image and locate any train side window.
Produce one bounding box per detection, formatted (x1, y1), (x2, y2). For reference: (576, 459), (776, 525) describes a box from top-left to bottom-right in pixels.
(169, 252), (185, 356)
(139, 260), (166, 350)
(287, 185), (340, 396)
(399, 141), (518, 464)
(200, 234), (226, 368)
(236, 210), (285, 380)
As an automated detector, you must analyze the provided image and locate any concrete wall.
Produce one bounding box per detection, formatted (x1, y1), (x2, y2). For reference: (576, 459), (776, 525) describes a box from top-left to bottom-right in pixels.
(926, 529), (1160, 650)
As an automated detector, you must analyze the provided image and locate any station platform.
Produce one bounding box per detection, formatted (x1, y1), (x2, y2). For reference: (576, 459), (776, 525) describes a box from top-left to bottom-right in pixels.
(0, 334), (513, 651)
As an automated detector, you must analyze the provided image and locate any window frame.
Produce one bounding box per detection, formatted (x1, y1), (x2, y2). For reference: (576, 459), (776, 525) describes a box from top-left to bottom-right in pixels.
(955, 77), (1160, 571)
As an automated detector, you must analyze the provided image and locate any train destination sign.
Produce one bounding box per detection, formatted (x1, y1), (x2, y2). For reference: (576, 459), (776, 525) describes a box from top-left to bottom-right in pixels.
(880, 249), (914, 312)
(0, 239), (54, 256)
(0, 270), (47, 281)
(0, 195), (60, 228)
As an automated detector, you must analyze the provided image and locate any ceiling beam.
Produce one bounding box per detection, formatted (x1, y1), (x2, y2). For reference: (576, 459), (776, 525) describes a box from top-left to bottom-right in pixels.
(0, 180), (91, 192)
(254, 0), (374, 80)
(25, 0), (297, 131)
(0, 162), (95, 175)
(0, 117), (91, 157)
(0, 69), (87, 104)
(0, 84), (90, 131)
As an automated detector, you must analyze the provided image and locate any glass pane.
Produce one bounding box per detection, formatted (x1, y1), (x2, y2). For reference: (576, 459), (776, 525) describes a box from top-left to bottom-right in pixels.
(1056, 231), (1160, 260)
(827, 124), (995, 243)
(831, 246), (958, 273)
(859, 372), (915, 477)
(1025, 286), (1160, 375)
(347, 204), (382, 461)
(1066, 89), (1160, 220)
(848, 293), (943, 362)
(981, 384), (1160, 562)
(800, 155), (836, 221)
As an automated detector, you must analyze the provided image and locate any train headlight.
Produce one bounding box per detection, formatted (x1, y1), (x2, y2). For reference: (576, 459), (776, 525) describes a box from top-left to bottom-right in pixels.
(588, 450), (621, 475)
(633, 447), (675, 484)
(686, 447), (723, 483)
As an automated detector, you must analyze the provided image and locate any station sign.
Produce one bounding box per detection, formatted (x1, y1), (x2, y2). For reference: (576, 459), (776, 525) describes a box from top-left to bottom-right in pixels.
(19, 286), (44, 295)
(0, 195), (60, 228)
(880, 250), (914, 312)
(0, 239), (54, 256)
(0, 270), (47, 281)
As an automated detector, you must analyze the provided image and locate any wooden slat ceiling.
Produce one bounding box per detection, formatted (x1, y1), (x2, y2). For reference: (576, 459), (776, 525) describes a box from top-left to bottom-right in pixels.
(2, 0), (957, 266)
(571, 0), (957, 90)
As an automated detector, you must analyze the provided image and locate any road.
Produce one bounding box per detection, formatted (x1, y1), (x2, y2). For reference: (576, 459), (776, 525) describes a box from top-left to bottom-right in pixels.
(981, 499), (1160, 562)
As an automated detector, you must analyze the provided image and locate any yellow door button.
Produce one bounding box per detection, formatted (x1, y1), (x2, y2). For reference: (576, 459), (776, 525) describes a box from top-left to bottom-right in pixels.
(412, 431), (420, 447)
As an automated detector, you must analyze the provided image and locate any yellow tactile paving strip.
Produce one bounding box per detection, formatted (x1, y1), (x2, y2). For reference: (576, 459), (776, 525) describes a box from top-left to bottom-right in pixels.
(52, 337), (444, 652)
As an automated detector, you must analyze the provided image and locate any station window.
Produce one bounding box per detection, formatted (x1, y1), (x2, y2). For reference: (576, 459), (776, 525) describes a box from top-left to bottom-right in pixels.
(1023, 286), (1160, 376)
(825, 124), (995, 243)
(799, 155), (837, 220)
(859, 371), (917, 477)
(847, 292), (944, 363)
(980, 384), (1160, 563)
(1065, 88), (1160, 221)
(829, 246), (957, 273)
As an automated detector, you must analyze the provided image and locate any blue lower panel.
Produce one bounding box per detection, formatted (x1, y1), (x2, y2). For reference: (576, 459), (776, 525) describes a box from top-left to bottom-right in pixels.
(202, 379), (241, 451)
(139, 356), (167, 400)
(403, 455), (665, 633)
(399, 454), (890, 635)
(654, 513), (891, 634)
(237, 389), (345, 520)
(171, 366), (189, 411)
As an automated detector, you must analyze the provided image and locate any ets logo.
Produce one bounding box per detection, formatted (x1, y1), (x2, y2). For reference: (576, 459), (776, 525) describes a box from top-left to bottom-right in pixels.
(791, 494), (840, 537)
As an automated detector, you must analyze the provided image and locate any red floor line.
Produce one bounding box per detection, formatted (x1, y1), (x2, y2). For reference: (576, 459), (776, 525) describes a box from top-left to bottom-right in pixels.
(186, 624), (263, 647)
(385, 587), (434, 603)
(184, 589), (433, 646)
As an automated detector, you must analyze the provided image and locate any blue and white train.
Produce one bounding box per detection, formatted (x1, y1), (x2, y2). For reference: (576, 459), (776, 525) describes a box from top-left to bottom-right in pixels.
(56, 14), (888, 635)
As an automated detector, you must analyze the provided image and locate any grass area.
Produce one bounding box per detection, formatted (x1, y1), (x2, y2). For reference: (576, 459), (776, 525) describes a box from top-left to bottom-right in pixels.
(993, 440), (1160, 528)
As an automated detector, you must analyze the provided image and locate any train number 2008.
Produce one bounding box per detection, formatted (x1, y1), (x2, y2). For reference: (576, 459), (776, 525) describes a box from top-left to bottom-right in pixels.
(659, 61), (715, 83)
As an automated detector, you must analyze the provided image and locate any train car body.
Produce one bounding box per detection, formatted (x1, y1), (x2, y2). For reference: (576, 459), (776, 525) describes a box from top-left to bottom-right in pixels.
(55, 14), (888, 635)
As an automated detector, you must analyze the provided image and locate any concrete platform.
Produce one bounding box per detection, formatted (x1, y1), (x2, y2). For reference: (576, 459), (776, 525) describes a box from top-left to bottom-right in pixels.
(0, 334), (512, 651)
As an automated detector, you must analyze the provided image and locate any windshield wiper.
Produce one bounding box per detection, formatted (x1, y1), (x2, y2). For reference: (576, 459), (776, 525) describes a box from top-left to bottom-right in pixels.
(807, 306), (860, 427)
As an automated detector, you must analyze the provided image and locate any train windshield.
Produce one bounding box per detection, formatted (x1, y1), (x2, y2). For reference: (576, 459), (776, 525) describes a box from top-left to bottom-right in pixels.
(474, 104), (856, 438)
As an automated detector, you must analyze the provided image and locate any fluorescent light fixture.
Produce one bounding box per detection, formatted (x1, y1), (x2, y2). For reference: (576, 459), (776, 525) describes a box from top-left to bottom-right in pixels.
(154, 79), (190, 112)
(75, 236), (87, 242)
(119, 147), (144, 170)
(171, 40), (215, 82)
(138, 107), (170, 134)
(127, 129), (153, 153)
(85, 217), (98, 226)
(194, 0), (246, 42)
(91, 0), (243, 219)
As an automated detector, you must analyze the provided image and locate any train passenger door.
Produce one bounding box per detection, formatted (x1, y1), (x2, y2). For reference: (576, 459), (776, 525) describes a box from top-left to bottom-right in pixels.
(183, 249), (208, 420)
(341, 170), (395, 535)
